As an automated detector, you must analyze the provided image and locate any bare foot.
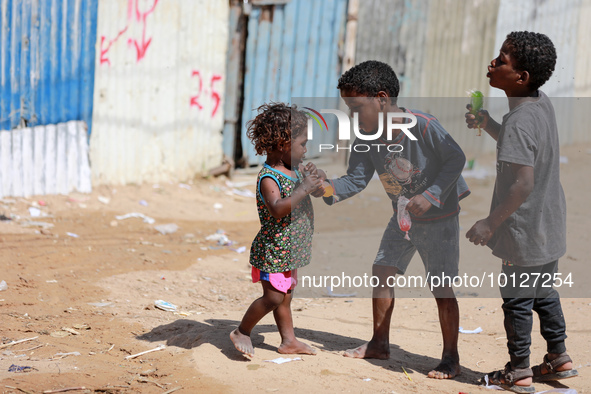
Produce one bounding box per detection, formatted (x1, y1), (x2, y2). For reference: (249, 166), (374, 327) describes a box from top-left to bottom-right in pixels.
(428, 356), (461, 379)
(230, 328), (254, 357)
(343, 341), (389, 359)
(278, 339), (317, 355)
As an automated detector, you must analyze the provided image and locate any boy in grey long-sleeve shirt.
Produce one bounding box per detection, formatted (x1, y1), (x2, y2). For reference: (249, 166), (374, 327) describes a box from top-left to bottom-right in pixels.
(326, 60), (469, 380)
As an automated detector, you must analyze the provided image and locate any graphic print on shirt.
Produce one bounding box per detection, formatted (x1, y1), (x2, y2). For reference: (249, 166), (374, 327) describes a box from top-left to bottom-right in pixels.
(379, 151), (427, 198)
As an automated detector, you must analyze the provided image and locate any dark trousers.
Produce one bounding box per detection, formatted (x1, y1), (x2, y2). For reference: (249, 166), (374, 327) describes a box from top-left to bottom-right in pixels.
(500, 260), (567, 369)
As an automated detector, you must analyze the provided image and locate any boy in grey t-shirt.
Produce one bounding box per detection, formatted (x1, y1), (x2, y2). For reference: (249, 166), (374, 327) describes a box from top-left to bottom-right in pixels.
(465, 31), (578, 393)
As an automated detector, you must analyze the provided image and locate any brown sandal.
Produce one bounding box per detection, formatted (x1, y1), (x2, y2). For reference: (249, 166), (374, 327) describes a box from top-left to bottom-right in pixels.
(482, 362), (535, 393)
(532, 353), (579, 382)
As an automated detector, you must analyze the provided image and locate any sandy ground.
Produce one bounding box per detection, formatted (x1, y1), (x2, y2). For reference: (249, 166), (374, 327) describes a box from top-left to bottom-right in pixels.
(1, 143), (590, 394)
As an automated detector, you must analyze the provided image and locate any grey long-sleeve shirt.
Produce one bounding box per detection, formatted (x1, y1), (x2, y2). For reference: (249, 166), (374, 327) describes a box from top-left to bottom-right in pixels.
(324, 109), (470, 222)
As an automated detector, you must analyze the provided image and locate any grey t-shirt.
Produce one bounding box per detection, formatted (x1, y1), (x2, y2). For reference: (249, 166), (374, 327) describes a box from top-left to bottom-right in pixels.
(487, 91), (567, 266)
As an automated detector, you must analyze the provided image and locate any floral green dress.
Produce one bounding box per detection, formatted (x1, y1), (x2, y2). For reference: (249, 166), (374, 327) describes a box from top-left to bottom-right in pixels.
(249, 164), (314, 273)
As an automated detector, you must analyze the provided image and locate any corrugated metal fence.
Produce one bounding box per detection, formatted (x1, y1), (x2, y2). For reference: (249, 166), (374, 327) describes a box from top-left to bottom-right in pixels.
(89, 0), (229, 185)
(0, 0), (97, 198)
(0, 0), (98, 131)
(237, 0), (348, 165)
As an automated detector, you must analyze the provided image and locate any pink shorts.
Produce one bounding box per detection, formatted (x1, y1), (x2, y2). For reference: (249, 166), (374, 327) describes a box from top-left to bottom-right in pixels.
(252, 267), (298, 293)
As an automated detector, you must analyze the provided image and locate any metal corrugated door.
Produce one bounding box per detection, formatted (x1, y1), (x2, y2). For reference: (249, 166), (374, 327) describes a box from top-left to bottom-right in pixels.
(239, 0), (348, 166)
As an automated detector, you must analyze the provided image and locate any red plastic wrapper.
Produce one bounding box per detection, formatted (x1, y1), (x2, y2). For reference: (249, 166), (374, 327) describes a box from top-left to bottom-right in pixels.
(397, 196), (412, 240)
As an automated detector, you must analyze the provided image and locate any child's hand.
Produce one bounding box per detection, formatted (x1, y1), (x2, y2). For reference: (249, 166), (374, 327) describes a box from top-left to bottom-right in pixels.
(466, 218), (494, 246)
(406, 195), (432, 216)
(301, 162), (326, 180)
(465, 104), (490, 130)
(301, 173), (323, 195)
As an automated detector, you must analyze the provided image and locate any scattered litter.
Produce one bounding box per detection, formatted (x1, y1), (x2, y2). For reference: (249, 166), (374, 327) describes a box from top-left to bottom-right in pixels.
(559, 156), (568, 164)
(28, 207), (41, 217)
(0, 214), (11, 221)
(179, 183), (192, 190)
(72, 323), (90, 330)
(362, 378), (371, 381)
(206, 230), (231, 245)
(153, 184), (160, 189)
(264, 357), (303, 364)
(173, 311), (192, 317)
(8, 364), (36, 373)
(50, 331), (69, 338)
(115, 213), (155, 224)
(97, 196), (111, 204)
(154, 223), (179, 235)
(401, 366), (413, 381)
(459, 326), (483, 334)
(226, 180), (255, 188)
(43, 386), (87, 393)
(87, 302), (112, 307)
(110, 220), (118, 227)
(52, 351), (81, 360)
(38, 200), (47, 206)
(139, 200), (148, 206)
(230, 189), (256, 198)
(19, 221), (54, 228)
(233, 246), (247, 253)
(154, 300), (177, 312)
(46, 280), (58, 283)
(125, 344), (166, 360)
(66, 232), (79, 238)
(326, 286), (356, 298)
(213, 203), (223, 210)
(0, 336), (38, 349)
(0, 280), (7, 291)
(61, 327), (80, 335)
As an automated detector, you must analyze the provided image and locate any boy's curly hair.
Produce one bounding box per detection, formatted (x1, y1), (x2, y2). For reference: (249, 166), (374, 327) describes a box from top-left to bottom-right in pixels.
(246, 102), (308, 156)
(505, 31), (556, 91)
(337, 60), (400, 104)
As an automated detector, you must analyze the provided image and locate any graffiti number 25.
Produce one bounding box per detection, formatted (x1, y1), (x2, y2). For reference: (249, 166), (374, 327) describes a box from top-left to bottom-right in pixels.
(190, 70), (222, 118)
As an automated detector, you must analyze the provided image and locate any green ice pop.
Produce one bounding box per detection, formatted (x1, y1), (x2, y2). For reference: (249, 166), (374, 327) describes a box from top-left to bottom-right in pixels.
(469, 90), (484, 136)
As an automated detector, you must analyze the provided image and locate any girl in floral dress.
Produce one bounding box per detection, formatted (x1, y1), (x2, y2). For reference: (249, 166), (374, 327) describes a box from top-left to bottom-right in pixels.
(230, 103), (325, 357)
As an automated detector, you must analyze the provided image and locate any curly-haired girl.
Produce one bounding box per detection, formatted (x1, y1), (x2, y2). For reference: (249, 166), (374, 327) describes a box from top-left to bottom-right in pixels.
(230, 102), (324, 357)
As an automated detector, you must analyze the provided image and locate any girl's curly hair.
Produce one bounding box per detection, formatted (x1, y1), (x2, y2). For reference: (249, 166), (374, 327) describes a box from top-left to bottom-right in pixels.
(246, 102), (308, 156)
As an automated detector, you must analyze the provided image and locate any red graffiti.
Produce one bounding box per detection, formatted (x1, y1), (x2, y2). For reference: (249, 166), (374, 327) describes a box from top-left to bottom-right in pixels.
(99, 0), (159, 66)
(211, 75), (222, 117)
(190, 71), (223, 118)
(190, 70), (204, 110)
(100, 26), (129, 66)
(127, 0), (159, 62)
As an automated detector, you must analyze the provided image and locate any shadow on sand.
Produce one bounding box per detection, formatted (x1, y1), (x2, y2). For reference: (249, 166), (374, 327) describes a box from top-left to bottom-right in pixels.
(137, 318), (489, 387)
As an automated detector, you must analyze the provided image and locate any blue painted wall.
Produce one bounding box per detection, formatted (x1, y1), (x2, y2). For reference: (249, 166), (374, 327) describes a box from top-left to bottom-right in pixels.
(235, 0), (348, 165)
(0, 0), (98, 134)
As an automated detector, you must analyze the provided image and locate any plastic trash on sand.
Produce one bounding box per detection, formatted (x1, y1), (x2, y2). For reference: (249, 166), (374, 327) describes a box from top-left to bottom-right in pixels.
(206, 230), (232, 246)
(264, 357), (303, 364)
(154, 223), (179, 235)
(0, 280), (7, 291)
(459, 326), (483, 334)
(154, 300), (178, 312)
(115, 213), (155, 224)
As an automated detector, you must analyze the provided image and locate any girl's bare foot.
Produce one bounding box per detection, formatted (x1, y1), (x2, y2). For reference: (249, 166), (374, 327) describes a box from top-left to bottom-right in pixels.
(230, 328), (254, 357)
(278, 339), (317, 355)
(343, 341), (389, 359)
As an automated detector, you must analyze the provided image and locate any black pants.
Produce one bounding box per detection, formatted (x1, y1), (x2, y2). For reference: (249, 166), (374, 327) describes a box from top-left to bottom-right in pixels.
(500, 260), (567, 369)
